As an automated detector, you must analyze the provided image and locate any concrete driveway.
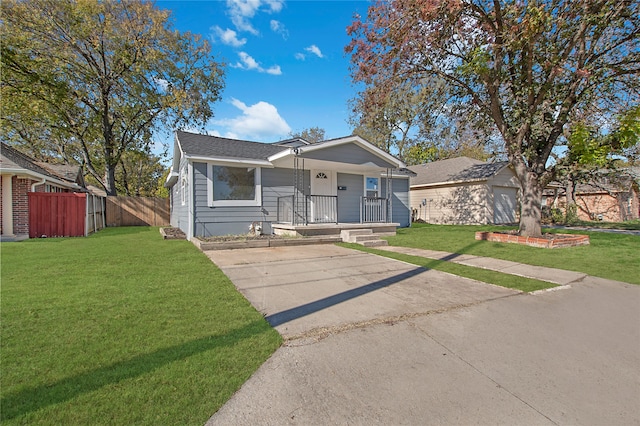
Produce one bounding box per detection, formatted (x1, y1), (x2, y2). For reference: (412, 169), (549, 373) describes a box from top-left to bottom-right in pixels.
(205, 245), (640, 425)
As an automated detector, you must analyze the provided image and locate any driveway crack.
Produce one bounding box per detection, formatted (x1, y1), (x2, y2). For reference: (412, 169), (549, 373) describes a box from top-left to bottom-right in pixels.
(282, 293), (520, 346)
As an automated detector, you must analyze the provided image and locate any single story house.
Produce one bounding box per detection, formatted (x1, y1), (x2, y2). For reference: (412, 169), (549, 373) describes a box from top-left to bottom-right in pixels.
(408, 157), (520, 225)
(165, 131), (412, 239)
(1, 142), (85, 240)
(543, 168), (639, 222)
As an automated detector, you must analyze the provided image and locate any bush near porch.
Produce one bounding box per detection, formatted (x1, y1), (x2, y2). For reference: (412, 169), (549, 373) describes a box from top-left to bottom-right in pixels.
(386, 223), (640, 285)
(0, 227), (281, 425)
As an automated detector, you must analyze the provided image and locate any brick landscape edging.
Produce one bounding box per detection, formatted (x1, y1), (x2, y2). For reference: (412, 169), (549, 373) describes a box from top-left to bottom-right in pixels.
(475, 231), (590, 248)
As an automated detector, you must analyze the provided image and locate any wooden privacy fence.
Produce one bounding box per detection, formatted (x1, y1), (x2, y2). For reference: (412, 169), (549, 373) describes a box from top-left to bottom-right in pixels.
(28, 192), (106, 238)
(106, 196), (169, 227)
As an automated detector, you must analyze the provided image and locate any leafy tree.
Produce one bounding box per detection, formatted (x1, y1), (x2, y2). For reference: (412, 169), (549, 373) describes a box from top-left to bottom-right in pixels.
(116, 149), (167, 197)
(556, 105), (639, 219)
(346, 0), (639, 236)
(350, 78), (438, 160)
(1, 0), (225, 195)
(289, 127), (326, 143)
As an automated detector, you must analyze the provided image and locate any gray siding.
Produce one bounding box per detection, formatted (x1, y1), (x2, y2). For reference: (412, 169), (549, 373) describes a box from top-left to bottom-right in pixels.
(382, 177), (410, 227)
(337, 173), (363, 223)
(302, 144), (396, 168)
(170, 158), (190, 234)
(191, 164), (305, 237)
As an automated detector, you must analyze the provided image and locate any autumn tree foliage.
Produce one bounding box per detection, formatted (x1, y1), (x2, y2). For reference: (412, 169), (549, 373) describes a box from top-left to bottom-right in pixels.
(346, 0), (639, 236)
(1, 0), (225, 196)
(289, 127), (327, 143)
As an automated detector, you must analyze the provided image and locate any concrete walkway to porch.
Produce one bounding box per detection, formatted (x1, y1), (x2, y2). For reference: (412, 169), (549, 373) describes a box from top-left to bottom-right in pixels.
(375, 245), (592, 286)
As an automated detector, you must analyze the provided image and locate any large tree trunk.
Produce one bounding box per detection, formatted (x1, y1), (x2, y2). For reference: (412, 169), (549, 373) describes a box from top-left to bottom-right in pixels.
(103, 164), (118, 196)
(518, 171), (543, 237)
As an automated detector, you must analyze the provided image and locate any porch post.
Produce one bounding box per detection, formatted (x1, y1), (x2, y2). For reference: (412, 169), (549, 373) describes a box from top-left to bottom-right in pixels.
(2, 175), (15, 237)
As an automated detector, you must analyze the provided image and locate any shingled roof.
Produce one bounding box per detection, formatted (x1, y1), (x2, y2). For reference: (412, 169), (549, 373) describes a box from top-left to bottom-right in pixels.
(176, 130), (286, 161)
(1, 143), (83, 189)
(408, 157), (510, 187)
(1, 142), (59, 177)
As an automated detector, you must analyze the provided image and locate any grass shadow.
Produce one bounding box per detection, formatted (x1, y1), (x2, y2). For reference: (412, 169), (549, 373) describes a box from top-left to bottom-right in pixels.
(0, 320), (269, 422)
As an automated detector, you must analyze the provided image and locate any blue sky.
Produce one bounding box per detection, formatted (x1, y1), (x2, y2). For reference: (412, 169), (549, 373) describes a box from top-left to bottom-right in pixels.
(157, 0), (370, 144)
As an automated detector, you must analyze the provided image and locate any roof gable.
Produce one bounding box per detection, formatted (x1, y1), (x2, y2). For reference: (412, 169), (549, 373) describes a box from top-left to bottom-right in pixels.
(409, 157), (509, 186)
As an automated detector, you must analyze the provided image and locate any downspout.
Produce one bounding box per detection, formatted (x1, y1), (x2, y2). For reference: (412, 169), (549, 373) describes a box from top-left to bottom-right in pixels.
(31, 177), (47, 192)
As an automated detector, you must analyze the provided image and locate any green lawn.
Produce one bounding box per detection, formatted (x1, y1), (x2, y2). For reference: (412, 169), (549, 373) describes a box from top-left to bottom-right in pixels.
(0, 227), (282, 425)
(385, 223), (640, 285)
(340, 243), (556, 293)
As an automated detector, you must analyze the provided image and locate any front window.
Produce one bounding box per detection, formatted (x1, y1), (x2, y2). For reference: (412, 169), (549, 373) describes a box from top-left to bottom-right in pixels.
(208, 164), (261, 206)
(366, 177), (379, 198)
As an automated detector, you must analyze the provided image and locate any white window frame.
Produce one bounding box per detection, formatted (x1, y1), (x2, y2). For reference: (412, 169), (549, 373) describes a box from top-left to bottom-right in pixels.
(180, 173), (187, 206)
(365, 176), (379, 198)
(207, 163), (262, 207)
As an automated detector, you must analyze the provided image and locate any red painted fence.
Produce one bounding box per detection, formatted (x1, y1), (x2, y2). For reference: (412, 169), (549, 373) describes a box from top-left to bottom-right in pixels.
(28, 192), (87, 238)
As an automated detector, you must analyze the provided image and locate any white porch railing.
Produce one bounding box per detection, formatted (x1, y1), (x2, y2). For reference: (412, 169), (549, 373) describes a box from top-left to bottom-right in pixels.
(277, 195), (337, 224)
(361, 197), (388, 223)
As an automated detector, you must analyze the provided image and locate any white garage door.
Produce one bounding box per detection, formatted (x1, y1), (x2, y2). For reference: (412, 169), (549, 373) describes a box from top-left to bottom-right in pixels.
(493, 187), (518, 224)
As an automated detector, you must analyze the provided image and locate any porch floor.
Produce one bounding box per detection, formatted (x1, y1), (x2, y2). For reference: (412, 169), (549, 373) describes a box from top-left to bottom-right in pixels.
(272, 222), (400, 237)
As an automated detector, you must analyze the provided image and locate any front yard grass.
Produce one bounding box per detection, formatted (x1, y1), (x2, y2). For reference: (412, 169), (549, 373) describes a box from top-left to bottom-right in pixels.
(341, 243), (556, 293)
(386, 223), (640, 285)
(0, 227), (282, 425)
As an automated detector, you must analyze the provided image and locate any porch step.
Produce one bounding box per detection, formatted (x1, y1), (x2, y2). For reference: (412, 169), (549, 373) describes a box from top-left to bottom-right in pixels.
(340, 228), (373, 243)
(340, 229), (389, 247)
(361, 239), (389, 247)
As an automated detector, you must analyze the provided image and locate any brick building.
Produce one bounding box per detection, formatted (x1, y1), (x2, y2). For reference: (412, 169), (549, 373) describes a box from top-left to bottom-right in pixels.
(1, 143), (84, 241)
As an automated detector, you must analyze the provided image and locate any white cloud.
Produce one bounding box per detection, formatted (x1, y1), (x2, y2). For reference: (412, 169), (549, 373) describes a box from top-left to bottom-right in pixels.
(305, 45), (324, 58)
(210, 26), (246, 47)
(213, 98), (291, 140)
(294, 52), (306, 61)
(232, 51), (282, 75)
(226, 0), (284, 35)
(270, 19), (288, 39)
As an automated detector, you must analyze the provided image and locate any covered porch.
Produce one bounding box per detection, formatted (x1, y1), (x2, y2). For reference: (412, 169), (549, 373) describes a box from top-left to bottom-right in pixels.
(271, 221), (400, 237)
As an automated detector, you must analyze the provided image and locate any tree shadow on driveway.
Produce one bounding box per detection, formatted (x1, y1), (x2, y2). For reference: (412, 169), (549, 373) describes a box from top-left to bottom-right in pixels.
(265, 267), (426, 327)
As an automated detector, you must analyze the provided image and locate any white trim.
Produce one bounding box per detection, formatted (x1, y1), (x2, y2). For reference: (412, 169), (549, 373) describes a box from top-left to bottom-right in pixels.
(267, 149), (293, 163)
(207, 164), (262, 207)
(187, 162), (194, 240)
(2, 174), (14, 236)
(185, 155), (272, 168)
(180, 173), (187, 206)
(0, 169), (80, 191)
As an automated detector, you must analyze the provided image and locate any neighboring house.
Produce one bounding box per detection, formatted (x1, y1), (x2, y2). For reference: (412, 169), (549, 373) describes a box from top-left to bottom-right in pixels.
(543, 168), (640, 222)
(1, 142), (84, 240)
(164, 131), (412, 239)
(408, 157), (520, 225)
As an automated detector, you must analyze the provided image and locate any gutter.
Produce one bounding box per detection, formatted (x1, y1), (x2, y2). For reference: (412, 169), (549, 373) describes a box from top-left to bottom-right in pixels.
(31, 176), (47, 192)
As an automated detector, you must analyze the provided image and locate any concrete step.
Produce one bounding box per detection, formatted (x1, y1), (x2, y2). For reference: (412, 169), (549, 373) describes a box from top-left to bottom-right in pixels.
(361, 239), (389, 247)
(340, 228), (373, 243)
(354, 234), (381, 243)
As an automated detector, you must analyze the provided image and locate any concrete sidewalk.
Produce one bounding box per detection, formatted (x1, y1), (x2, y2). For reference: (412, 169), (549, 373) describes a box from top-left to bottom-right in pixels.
(205, 245), (640, 425)
(376, 245), (589, 286)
